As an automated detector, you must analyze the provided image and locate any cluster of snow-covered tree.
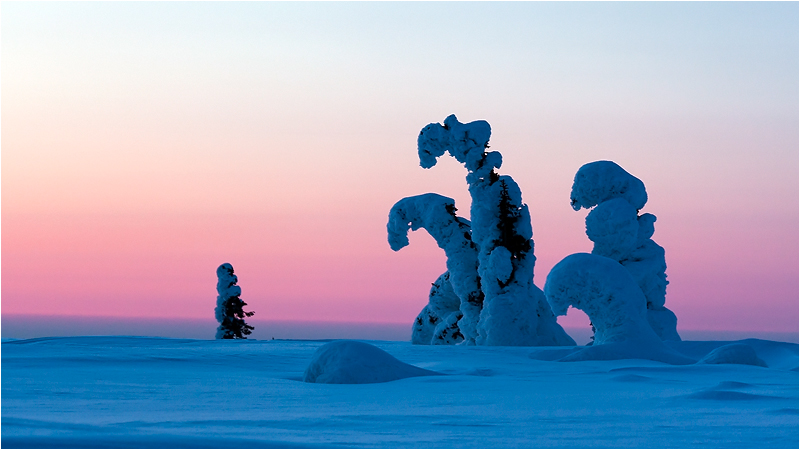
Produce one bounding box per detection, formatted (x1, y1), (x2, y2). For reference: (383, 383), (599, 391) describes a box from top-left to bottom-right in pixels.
(388, 115), (680, 347)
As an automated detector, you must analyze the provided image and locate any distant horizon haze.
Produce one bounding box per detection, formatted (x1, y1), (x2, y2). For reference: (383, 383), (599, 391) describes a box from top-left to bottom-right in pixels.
(2, 314), (797, 345)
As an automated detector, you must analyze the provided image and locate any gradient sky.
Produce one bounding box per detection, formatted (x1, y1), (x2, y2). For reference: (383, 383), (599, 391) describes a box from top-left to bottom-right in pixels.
(3, 2), (798, 336)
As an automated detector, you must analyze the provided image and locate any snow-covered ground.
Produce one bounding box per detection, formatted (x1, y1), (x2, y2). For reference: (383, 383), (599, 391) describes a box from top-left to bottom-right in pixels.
(2, 336), (797, 448)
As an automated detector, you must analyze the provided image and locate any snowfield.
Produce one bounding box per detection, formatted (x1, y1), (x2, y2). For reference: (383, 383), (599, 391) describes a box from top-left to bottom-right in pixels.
(2, 336), (797, 448)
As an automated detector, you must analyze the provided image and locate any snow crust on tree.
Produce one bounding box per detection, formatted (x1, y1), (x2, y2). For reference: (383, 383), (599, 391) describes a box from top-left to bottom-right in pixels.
(410, 272), (464, 345)
(570, 160), (648, 212)
(214, 263), (254, 339)
(417, 115), (495, 176)
(585, 198), (639, 260)
(570, 161), (679, 341)
(414, 115), (573, 347)
(530, 285), (577, 346)
(544, 253), (693, 364)
(303, 340), (441, 384)
(698, 343), (768, 367)
(411, 305), (436, 345)
(545, 253), (655, 345)
(215, 264), (240, 323)
(646, 306), (679, 342)
(388, 194), (480, 344)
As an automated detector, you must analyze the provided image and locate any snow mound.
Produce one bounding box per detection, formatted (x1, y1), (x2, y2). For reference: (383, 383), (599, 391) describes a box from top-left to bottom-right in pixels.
(698, 343), (768, 367)
(303, 341), (441, 384)
(664, 339), (798, 370)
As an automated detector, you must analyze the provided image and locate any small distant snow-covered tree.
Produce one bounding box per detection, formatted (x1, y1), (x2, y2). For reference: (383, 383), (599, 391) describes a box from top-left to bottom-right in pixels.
(215, 263), (255, 339)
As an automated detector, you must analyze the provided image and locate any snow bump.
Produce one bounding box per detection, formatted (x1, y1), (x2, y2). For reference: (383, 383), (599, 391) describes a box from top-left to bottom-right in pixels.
(698, 343), (768, 367)
(303, 341), (442, 384)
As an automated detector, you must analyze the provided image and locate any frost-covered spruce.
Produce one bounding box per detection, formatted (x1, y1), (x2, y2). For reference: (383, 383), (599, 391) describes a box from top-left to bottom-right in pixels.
(215, 263), (255, 339)
(388, 194), (479, 344)
(545, 253), (656, 345)
(417, 115), (574, 346)
(543, 253), (692, 365)
(410, 272), (464, 345)
(570, 161), (648, 212)
(570, 161), (679, 341)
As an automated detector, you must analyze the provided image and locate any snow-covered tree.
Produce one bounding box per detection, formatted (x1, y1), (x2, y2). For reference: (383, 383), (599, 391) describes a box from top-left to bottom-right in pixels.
(388, 193), (480, 344)
(545, 253), (657, 345)
(569, 161), (680, 341)
(215, 263), (255, 339)
(391, 114), (574, 347)
(543, 253), (692, 364)
(410, 272), (464, 345)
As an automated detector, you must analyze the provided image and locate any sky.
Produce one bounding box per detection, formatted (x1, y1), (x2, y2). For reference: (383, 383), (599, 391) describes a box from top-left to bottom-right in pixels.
(2, 2), (798, 339)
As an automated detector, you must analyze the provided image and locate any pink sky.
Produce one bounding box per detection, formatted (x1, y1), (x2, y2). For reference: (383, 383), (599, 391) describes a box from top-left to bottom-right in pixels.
(2, 3), (798, 336)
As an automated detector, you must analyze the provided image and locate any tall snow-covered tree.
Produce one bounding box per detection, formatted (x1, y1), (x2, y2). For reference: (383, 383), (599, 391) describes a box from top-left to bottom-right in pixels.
(215, 263), (255, 339)
(569, 161), (680, 341)
(389, 114), (574, 346)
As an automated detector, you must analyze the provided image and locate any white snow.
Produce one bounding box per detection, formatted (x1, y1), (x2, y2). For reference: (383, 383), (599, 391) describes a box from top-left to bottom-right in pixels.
(570, 160), (679, 341)
(411, 304), (437, 345)
(215, 263), (240, 324)
(388, 194), (480, 344)
(545, 253), (655, 345)
(570, 160), (648, 211)
(410, 115), (574, 347)
(698, 343), (768, 367)
(585, 197), (639, 260)
(544, 253), (692, 364)
(2, 336), (797, 448)
(303, 340), (441, 384)
(215, 262), (242, 339)
(410, 272), (464, 345)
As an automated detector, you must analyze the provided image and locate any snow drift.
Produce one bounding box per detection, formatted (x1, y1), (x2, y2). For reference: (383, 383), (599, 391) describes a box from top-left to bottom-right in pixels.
(303, 340), (441, 384)
(698, 343), (768, 367)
